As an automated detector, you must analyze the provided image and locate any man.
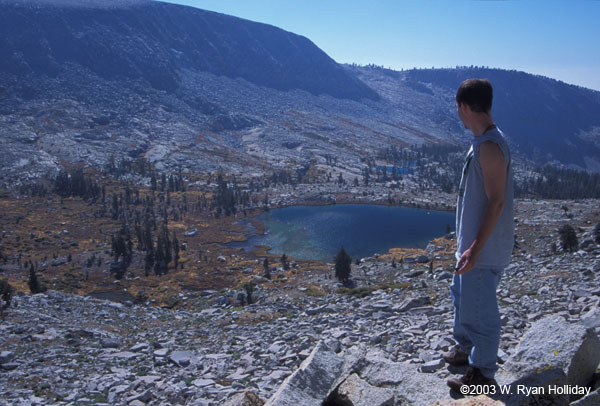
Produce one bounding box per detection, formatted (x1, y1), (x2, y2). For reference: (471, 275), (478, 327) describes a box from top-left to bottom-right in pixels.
(444, 79), (514, 393)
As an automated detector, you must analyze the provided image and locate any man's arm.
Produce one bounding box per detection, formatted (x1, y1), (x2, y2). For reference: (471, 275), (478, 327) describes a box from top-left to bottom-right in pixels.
(455, 141), (507, 275)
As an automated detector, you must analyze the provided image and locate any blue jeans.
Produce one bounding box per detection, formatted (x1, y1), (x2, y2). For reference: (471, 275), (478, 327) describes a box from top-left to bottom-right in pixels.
(450, 267), (502, 379)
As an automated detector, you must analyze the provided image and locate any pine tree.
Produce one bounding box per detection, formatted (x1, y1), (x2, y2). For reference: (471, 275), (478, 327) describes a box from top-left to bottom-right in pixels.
(263, 258), (271, 280)
(112, 194), (119, 220)
(280, 254), (289, 271)
(144, 248), (154, 277)
(244, 282), (255, 305)
(594, 223), (600, 245)
(153, 240), (165, 276)
(558, 224), (578, 253)
(172, 232), (180, 269)
(150, 172), (157, 191)
(334, 246), (352, 283)
(0, 279), (13, 320)
(28, 265), (46, 294)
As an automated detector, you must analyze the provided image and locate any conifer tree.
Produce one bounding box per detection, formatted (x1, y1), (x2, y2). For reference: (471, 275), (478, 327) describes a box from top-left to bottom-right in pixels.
(334, 246), (352, 283)
(144, 248), (154, 277)
(172, 232), (180, 269)
(150, 172), (157, 191)
(0, 279), (13, 320)
(28, 264), (46, 294)
(263, 258), (271, 280)
(558, 224), (579, 252)
(244, 281), (255, 305)
(112, 194), (119, 220)
(153, 241), (164, 276)
(280, 254), (289, 271)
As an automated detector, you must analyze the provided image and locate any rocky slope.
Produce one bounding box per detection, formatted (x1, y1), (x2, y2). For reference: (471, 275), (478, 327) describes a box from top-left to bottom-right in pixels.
(1, 199), (599, 405)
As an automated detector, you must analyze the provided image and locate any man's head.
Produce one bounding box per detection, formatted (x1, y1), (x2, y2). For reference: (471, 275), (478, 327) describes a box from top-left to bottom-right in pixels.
(456, 79), (493, 113)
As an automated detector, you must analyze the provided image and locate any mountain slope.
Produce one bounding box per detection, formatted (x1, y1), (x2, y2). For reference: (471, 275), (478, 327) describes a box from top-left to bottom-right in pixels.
(400, 68), (600, 168)
(0, 0), (379, 100)
(1, 0), (600, 190)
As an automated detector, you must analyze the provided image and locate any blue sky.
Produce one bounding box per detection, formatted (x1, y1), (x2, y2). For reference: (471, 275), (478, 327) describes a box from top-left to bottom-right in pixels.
(161, 0), (600, 91)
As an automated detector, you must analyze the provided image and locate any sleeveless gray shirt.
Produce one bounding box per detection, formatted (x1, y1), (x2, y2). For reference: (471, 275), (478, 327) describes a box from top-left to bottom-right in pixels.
(455, 128), (514, 269)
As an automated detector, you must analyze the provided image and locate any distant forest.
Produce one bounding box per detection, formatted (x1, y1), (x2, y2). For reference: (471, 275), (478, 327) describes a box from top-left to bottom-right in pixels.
(516, 166), (600, 199)
(375, 143), (600, 199)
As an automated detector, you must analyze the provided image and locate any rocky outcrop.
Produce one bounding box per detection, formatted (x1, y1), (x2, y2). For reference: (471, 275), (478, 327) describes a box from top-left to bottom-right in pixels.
(265, 341), (343, 406)
(265, 315), (600, 406)
(506, 315), (600, 388)
(490, 315), (600, 406)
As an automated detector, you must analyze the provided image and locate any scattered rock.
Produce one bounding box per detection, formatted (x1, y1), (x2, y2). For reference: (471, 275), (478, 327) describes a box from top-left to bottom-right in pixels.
(169, 350), (194, 367)
(100, 337), (121, 348)
(395, 296), (431, 312)
(0, 351), (15, 364)
(184, 228), (198, 236)
(420, 358), (444, 373)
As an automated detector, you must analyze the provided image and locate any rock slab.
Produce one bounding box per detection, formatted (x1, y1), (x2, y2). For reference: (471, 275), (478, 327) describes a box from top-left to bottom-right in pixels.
(335, 373), (394, 406)
(265, 341), (343, 406)
(506, 314), (600, 387)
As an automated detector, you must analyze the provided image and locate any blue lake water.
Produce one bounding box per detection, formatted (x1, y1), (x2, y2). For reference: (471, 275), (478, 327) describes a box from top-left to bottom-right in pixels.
(227, 204), (455, 262)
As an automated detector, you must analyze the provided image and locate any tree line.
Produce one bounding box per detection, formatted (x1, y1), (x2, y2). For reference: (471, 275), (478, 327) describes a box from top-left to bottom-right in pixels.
(516, 166), (600, 199)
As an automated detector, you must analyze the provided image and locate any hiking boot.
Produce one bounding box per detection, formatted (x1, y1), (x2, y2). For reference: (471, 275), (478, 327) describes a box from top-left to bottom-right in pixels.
(442, 345), (469, 366)
(447, 366), (498, 395)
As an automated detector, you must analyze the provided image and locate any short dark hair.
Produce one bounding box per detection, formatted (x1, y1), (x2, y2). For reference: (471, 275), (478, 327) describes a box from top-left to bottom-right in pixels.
(456, 79), (493, 113)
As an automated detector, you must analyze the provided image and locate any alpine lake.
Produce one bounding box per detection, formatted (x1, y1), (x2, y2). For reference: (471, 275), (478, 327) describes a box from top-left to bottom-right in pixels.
(226, 204), (455, 262)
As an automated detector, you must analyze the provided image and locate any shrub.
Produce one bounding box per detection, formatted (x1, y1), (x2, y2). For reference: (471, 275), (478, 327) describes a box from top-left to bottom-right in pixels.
(305, 285), (326, 297)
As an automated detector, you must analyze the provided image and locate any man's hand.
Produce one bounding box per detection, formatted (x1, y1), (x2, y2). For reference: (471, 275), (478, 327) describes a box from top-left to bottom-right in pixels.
(455, 246), (479, 275)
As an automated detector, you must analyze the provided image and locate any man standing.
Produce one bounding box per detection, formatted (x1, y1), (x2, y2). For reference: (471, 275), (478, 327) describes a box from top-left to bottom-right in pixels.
(444, 79), (514, 393)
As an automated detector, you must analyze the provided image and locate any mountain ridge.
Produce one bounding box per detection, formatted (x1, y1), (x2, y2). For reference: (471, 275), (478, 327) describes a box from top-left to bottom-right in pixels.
(1, 0), (600, 191)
